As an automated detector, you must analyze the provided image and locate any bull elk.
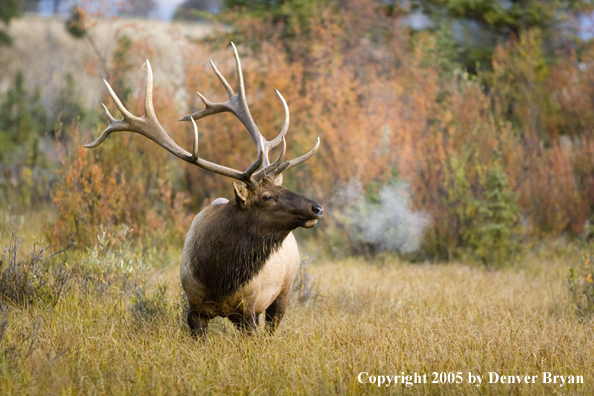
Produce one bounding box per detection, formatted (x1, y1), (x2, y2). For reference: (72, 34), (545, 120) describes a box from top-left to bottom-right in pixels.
(85, 43), (323, 337)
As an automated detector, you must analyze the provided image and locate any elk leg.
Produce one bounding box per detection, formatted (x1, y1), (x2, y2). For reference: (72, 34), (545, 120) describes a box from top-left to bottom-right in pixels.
(265, 292), (289, 333)
(228, 313), (246, 331)
(245, 313), (258, 334)
(228, 313), (258, 335)
(187, 309), (208, 339)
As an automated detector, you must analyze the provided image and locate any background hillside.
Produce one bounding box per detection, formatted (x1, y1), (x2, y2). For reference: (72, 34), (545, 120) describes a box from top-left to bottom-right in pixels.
(0, 16), (215, 116)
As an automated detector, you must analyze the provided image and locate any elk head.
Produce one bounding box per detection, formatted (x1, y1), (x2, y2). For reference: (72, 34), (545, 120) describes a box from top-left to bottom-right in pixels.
(233, 177), (323, 231)
(84, 43), (322, 226)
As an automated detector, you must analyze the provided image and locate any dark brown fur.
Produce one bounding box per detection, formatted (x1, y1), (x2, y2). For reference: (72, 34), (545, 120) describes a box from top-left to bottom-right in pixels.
(190, 207), (290, 299)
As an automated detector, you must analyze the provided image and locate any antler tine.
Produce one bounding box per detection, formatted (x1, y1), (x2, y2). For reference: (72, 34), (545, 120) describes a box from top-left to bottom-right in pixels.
(178, 58), (235, 122)
(144, 61), (156, 120)
(104, 80), (135, 120)
(83, 78), (142, 149)
(265, 89), (290, 151)
(269, 137), (321, 178)
(190, 117), (199, 161)
(209, 58), (235, 98)
(176, 56), (237, 123)
(231, 42), (246, 102)
(244, 135), (266, 178)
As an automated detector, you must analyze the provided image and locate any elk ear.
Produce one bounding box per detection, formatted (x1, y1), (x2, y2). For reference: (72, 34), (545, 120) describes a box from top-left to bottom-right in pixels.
(273, 173), (283, 185)
(233, 182), (249, 206)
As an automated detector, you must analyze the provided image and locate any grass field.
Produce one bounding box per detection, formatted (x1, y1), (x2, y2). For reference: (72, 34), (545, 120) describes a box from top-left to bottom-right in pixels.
(1, 224), (592, 395)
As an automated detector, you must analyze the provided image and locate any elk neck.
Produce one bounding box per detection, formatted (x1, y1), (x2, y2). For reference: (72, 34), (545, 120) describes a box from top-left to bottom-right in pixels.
(192, 202), (292, 300)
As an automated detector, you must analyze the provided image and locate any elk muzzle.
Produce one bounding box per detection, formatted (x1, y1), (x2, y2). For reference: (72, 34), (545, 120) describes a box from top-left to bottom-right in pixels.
(297, 203), (324, 229)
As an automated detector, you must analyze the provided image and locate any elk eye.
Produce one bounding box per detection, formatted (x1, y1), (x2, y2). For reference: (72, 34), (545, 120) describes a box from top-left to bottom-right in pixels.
(263, 194), (273, 201)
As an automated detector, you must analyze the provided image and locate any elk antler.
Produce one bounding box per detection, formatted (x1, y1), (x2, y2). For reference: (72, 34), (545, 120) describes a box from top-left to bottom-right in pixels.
(179, 42), (320, 181)
(84, 60), (264, 189)
(86, 43), (318, 189)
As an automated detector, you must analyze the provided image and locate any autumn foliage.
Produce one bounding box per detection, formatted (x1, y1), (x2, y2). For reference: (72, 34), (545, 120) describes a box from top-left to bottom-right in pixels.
(44, 0), (594, 261)
(47, 35), (193, 249)
(48, 124), (192, 249)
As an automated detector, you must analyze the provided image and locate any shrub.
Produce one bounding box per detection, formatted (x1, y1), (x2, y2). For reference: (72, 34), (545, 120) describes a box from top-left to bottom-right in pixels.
(0, 71), (51, 209)
(420, 144), (522, 263)
(0, 227), (73, 307)
(73, 225), (147, 295)
(130, 283), (171, 324)
(47, 122), (193, 250)
(567, 252), (594, 317)
(30, 2), (594, 259)
(291, 255), (319, 307)
(212, 7), (594, 255)
(72, 225), (175, 324)
(48, 129), (130, 249)
(332, 179), (431, 256)
(464, 169), (522, 264)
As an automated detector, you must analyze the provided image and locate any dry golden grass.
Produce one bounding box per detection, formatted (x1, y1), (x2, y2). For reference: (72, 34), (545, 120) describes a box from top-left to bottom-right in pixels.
(1, 248), (592, 395)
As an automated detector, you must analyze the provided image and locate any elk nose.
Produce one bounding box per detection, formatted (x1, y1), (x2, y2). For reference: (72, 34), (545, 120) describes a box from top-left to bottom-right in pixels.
(312, 205), (324, 217)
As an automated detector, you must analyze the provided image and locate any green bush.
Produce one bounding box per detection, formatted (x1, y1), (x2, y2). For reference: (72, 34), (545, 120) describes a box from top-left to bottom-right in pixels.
(73, 225), (147, 295)
(423, 147), (523, 264)
(567, 252), (594, 316)
(464, 169), (522, 264)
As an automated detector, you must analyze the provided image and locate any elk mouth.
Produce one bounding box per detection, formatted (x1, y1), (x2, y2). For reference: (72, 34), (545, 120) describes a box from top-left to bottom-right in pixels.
(297, 215), (322, 228)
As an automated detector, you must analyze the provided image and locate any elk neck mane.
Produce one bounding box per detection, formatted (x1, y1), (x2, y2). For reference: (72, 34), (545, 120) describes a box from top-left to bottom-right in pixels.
(191, 202), (291, 300)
